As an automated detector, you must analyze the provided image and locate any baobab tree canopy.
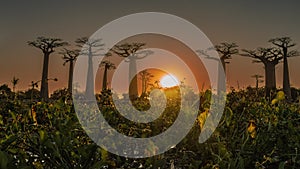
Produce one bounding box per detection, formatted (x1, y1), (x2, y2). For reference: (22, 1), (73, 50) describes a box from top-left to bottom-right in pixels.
(213, 42), (239, 61)
(198, 42), (239, 72)
(61, 48), (80, 66)
(75, 37), (105, 55)
(28, 37), (68, 54)
(112, 42), (146, 58)
(241, 47), (282, 64)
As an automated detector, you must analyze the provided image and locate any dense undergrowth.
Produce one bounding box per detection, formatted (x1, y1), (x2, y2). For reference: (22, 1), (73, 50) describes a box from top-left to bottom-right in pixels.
(0, 86), (300, 169)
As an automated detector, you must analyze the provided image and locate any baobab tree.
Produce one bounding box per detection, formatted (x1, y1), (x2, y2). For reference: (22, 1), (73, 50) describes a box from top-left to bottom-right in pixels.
(28, 37), (68, 100)
(61, 48), (79, 94)
(197, 42), (238, 93)
(139, 70), (154, 98)
(269, 37), (299, 101)
(112, 42), (152, 100)
(241, 47), (282, 98)
(76, 37), (104, 98)
(213, 42), (239, 72)
(99, 60), (115, 91)
(11, 76), (19, 92)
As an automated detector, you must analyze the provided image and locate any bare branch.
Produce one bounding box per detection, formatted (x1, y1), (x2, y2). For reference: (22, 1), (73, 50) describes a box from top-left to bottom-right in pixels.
(269, 37), (296, 48)
(241, 47), (282, 65)
(76, 37), (104, 56)
(100, 60), (116, 70)
(28, 36), (68, 54)
(112, 42), (146, 58)
(60, 48), (80, 66)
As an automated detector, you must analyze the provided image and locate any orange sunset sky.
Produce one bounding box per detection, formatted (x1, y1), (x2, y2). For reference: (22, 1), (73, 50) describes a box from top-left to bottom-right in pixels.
(1, 0), (300, 94)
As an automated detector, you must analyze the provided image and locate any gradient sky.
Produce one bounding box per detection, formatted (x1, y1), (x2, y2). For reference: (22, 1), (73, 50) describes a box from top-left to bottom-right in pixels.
(1, 0), (300, 93)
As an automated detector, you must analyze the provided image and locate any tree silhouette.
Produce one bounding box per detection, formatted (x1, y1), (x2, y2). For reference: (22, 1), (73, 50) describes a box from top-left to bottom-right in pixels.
(28, 37), (68, 100)
(76, 37), (104, 98)
(11, 76), (19, 92)
(99, 60), (115, 91)
(213, 42), (239, 72)
(139, 70), (154, 98)
(149, 80), (161, 90)
(251, 74), (264, 93)
(61, 48), (79, 94)
(197, 42), (238, 93)
(112, 42), (152, 100)
(269, 37), (299, 101)
(241, 47), (282, 97)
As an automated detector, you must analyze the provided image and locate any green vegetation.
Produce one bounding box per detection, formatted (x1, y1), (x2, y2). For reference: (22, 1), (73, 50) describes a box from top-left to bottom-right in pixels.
(0, 86), (299, 169)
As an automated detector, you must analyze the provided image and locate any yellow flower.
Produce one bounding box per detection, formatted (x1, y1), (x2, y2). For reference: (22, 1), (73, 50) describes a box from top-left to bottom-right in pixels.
(247, 120), (256, 138)
(31, 106), (38, 125)
(276, 91), (285, 100)
(271, 98), (278, 105)
(272, 91), (285, 105)
(198, 110), (208, 130)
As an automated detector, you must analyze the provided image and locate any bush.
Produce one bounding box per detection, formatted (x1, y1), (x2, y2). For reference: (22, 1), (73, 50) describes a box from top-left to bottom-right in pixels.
(0, 88), (299, 168)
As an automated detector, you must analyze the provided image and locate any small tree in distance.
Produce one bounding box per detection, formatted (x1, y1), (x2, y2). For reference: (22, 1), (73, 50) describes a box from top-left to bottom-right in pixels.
(11, 76), (19, 92)
(139, 70), (154, 98)
(251, 74), (264, 94)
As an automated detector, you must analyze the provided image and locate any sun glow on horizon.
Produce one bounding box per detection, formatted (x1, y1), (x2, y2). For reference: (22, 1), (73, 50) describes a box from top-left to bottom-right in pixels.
(160, 74), (179, 88)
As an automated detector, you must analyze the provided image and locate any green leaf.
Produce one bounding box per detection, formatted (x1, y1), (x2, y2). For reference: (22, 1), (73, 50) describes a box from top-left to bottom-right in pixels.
(39, 130), (46, 142)
(0, 151), (8, 169)
(1, 134), (18, 147)
(278, 162), (285, 169)
(7, 148), (18, 154)
(90, 161), (105, 169)
(20, 166), (33, 169)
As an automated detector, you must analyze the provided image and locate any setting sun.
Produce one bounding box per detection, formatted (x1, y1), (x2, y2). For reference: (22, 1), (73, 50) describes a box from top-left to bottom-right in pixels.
(160, 74), (179, 88)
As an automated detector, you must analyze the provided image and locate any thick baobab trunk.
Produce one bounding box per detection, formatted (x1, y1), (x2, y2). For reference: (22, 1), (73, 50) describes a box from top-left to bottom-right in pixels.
(102, 64), (108, 91)
(217, 60), (226, 94)
(68, 60), (74, 94)
(41, 53), (49, 100)
(221, 58), (226, 73)
(283, 53), (292, 101)
(85, 47), (94, 98)
(265, 63), (276, 98)
(129, 56), (138, 100)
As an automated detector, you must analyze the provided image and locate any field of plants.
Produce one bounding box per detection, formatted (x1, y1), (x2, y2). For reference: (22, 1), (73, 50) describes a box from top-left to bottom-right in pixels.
(0, 85), (299, 169)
